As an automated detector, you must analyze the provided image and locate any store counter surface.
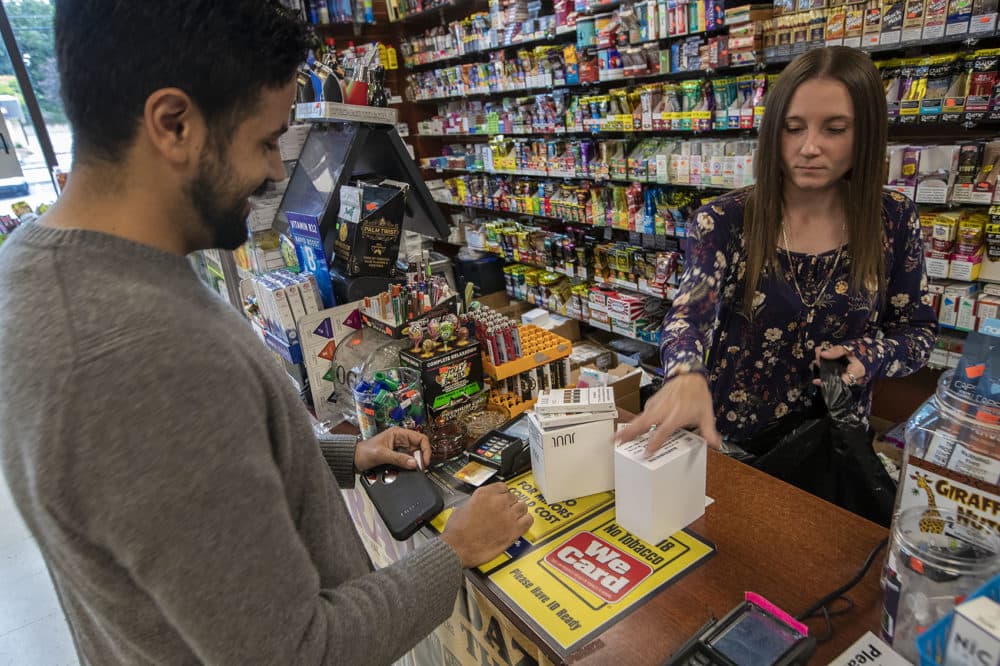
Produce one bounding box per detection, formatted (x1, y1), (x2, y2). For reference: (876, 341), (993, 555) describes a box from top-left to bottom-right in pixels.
(336, 416), (887, 665)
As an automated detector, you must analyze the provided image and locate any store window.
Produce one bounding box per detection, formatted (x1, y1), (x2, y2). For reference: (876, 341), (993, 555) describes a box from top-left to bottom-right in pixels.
(0, 0), (67, 214)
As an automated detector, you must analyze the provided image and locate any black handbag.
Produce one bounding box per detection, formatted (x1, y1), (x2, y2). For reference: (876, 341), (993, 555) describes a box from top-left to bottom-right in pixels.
(726, 359), (897, 527)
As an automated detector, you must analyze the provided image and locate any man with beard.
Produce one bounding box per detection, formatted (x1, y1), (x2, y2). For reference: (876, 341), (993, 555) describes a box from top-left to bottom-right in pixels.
(0, 2), (531, 664)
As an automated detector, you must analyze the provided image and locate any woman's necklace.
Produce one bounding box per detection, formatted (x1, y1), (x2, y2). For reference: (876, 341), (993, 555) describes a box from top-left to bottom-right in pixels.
(780, 221), (845, 325)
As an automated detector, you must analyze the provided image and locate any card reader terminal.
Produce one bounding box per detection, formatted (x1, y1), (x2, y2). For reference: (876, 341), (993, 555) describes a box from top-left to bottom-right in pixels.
(467, 414), (532, 480)
(666, 597), (816, 666)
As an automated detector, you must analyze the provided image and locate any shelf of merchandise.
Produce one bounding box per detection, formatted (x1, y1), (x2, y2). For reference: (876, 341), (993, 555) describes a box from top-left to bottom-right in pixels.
(404, 27), (577, 70)
(766, 31), (1000, 65)
(433, 195), (712, 230)
(404, 23), (731, 70)
(480, 252), (683, 292)
(506, 260), (680, 301)
(396, 10), (1000, 418)
(409, 63), (759, 103)
(426, 164), (744, 188)
(435, 199), (567, 223)
(408, 30), (1000, 105)
(416, 125), (756, 139)
(509, 294), (663, 347)
(577, 0), (623, 15)
(390, 0), (487, 24)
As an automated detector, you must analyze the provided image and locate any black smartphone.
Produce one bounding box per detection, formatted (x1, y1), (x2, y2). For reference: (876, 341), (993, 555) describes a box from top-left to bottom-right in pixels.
(360, 465), (444, 541)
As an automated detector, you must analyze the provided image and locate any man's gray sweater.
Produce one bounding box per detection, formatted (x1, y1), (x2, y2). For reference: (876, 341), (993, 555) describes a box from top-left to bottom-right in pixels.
(0, 224), (462, 665)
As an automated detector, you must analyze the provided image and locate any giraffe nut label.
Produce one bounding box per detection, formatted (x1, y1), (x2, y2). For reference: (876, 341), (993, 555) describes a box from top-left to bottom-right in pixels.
(901, 455), (1000, 533)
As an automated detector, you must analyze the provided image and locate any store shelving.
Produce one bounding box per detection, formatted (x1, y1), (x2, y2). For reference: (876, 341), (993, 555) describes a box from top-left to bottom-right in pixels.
(510, 295), (663, 347)
(433, 196), (705, 230)
(765, 28), (999, 65)
(427, 166), (740, 194)
(416, 126), (755, 139)
(408, 30), (1000, 105)
(409, 62), (760, 103)
(390, 0), (486, 23)
(435, 199), (566, 223)
(397, 3), (1000, 418)
(404, 27), (577, 70)
(404, 23), (731, 71)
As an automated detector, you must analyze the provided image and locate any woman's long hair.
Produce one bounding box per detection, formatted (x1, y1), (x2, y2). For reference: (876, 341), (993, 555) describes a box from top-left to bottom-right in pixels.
(743, 46), (887, 317)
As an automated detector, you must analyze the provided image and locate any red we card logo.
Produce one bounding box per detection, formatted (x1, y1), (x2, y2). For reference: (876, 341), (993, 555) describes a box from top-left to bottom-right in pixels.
(545, 533), (652, 603)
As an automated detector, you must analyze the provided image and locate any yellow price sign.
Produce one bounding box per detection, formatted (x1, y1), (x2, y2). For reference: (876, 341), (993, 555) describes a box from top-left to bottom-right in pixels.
(429, 472), (615, 574)
(489, 507), (714, 653)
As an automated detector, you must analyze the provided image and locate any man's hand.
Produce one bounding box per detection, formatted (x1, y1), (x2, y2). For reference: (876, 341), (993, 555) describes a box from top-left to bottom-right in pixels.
(354, 427), (432, 473)
(615, 373), (721, 455)
(440, 483), (533, 568)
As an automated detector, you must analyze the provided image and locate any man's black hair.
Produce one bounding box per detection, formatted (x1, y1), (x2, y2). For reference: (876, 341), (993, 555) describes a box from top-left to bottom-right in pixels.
(55, 1), (311, 163)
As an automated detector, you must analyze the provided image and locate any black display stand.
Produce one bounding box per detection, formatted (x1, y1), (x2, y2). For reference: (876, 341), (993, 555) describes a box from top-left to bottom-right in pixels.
(277, 102), (449, 303)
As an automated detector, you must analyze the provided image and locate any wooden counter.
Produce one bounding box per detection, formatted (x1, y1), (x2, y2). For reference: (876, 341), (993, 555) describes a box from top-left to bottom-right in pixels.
(340, 430), (888, 664)
(466, 449), (888, 664)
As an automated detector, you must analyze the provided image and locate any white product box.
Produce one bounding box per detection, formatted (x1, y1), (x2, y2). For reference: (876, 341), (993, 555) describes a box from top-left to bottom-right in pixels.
(614, 428), (707, 545)
(537, 409), (616, 429)
(272, 271), (308, 325)
(957, 296), (979, 332)
(527, 411), (616, 503)
(941, 283), (981, 328)
(522, 308), (551, 327)
(257, 275), (299, 343)
(298, 273), (324, 312)
(978, 295), (1000, 325)
(945, 596), (1000, 666)
(535, 386), (617, 414)
(926, 251), (951, 280)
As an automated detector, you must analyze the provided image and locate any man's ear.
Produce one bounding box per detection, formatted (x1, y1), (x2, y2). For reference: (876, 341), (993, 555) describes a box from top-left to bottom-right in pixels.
(142, 88), (205, 165)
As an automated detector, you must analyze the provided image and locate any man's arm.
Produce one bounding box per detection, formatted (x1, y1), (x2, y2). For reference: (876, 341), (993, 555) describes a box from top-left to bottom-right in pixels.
(62, 351), (462, 665)
(317, 433), (359, 488)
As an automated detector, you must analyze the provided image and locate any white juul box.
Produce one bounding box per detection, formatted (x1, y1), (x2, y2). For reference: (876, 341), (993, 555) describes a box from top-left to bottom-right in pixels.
(615, 429), (707, 545)
(526, 411), (616, 503)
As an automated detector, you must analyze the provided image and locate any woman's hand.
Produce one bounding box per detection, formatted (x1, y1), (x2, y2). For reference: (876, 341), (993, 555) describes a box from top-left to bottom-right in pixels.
(814, 345), (866, 388)
(355, 427), (433, 472)
(614, 373), (722, 456)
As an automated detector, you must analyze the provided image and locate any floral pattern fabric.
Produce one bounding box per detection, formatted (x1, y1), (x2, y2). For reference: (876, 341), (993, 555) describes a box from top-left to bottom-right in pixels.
(660, 189), (938, 441)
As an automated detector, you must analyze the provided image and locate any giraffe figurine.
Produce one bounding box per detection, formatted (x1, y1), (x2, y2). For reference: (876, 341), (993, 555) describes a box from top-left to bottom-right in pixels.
(914, 474), (945, 535)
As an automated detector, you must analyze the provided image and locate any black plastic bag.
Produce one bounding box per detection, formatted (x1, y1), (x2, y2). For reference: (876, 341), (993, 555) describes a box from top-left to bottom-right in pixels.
(726, 360), (897, 527)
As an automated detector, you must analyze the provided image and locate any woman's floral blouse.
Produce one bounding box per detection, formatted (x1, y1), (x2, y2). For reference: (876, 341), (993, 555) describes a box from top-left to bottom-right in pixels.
(660, 189), (938, 441)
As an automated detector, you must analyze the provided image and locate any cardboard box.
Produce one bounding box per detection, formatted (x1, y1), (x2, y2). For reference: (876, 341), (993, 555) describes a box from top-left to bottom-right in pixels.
(498, 300), (533, 321)
(926, 250), (951, 279)
(399, 342), (485, 413)
(951, 248), (984, 281)
(573, 363), (643, 413)
(478, 291), (510, 309)
(527, 411), (616, 503)
(546, 314), (582, 343)
(615, 428), (707, 545)
(426, 387), (490, 429)
(569, 342), (615, 370)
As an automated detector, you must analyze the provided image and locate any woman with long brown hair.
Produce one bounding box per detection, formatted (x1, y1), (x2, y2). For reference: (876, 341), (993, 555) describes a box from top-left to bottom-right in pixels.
(618, 46), (937, 455)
